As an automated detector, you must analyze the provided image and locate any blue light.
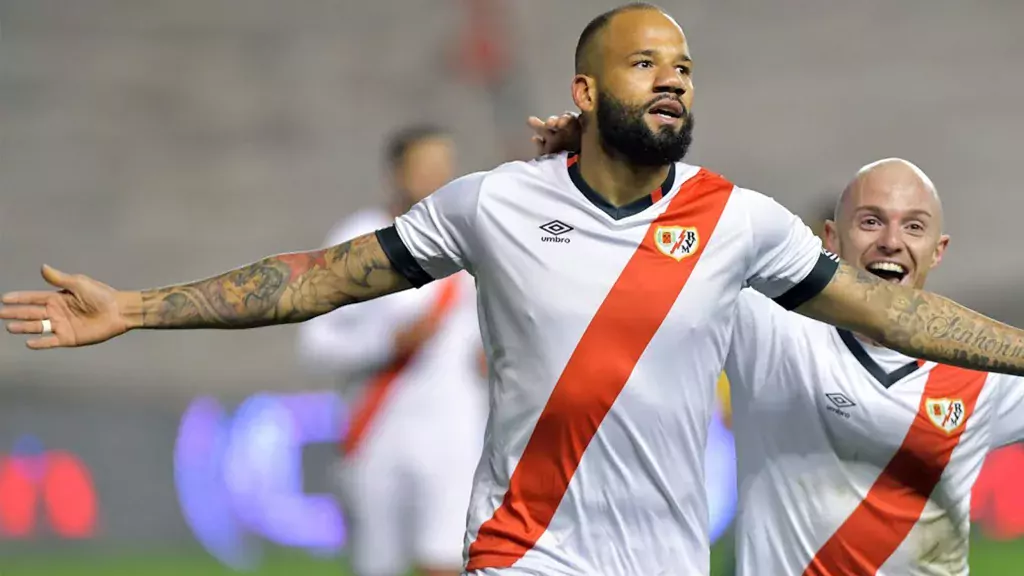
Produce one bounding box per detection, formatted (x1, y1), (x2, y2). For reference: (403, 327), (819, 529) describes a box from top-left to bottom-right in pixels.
(174, 391), (346, 571)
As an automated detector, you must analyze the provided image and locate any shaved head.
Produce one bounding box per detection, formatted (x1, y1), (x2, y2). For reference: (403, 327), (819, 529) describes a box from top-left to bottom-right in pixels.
(574, 2), (667, 75)
(824, 158), (949, 290)
(834, 158), (942, 230)
(569, 4), (694, 168)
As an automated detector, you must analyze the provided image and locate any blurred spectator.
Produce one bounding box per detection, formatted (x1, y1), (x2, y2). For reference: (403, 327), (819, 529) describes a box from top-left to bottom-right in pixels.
(296, 126), (487, 576)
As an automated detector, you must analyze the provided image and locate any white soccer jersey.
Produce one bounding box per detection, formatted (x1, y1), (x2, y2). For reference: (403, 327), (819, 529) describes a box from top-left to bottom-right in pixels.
(726, 289), (1024, 576)
(376, 151), (837, 575)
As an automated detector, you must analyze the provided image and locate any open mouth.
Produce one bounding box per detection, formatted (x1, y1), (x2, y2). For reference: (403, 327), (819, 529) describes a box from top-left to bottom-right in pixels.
(648, 100), (683, 121)
(866, 261), (908, 283)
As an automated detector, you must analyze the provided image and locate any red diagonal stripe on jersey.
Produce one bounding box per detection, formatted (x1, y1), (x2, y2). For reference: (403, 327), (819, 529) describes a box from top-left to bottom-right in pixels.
(340, 276), (461, 456)
(466, 169), (734, 570)
(802, 364), (988, 576)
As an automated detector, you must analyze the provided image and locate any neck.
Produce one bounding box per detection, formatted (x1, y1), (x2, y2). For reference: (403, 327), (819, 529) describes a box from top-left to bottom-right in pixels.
(577, 132), (671, 207)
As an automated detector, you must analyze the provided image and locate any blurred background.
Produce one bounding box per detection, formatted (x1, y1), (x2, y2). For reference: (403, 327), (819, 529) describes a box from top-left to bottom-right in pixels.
(3, 0), (1024, 574)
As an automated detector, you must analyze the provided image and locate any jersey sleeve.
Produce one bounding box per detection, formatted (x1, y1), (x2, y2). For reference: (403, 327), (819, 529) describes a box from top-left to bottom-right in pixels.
(739, 187), (839, 310)
(376, 172), (485, 287)
(989, 374), (1024, 447)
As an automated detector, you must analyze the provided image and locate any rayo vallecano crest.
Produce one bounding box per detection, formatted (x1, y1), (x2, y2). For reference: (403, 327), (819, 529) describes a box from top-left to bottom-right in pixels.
(924, 397), (967, 434)
(653, 226), (699, 261)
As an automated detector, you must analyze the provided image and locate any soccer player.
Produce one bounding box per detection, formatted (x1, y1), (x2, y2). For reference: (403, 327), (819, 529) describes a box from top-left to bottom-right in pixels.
(532, 107), (1019, 574)
(5, 4), (1024, 574)
(296, 126), (486, 576)
(724, 159), (1024, 576)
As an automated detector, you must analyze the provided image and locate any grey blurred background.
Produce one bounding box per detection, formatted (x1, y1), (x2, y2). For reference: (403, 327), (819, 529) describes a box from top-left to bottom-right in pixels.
(4, 0), (1024, 395)
(2, 1), (1024, 574)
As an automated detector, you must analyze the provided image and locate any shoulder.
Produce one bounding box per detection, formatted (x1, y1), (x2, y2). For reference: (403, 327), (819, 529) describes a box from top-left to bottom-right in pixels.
(426, 154), (567, 206)
(477, 153), (573, 192)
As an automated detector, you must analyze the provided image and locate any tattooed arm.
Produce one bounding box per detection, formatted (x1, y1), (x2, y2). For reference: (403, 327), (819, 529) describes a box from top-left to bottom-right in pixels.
(0, 232), (413, 349)
(796, 261), (1024, 376)
(4, 170), (486, 350)
(133, 233), (409, 329)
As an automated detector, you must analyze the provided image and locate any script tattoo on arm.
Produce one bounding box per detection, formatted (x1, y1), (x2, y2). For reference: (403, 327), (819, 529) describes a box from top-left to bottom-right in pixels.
(796, 261), (1024, 376)
(138, 233), (411, 329)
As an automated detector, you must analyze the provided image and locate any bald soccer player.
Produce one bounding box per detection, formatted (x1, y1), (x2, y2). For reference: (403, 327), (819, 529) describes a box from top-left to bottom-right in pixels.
(724, 159), (1024, 576)
(9, 5), (1024, 574)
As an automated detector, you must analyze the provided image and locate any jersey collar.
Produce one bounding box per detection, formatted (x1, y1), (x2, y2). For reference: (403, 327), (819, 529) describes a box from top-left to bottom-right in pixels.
(566, 153), (675, 221)
(836, 328), (922, 388)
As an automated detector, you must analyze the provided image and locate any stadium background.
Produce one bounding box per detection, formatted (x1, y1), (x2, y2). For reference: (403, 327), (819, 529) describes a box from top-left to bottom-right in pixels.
(3, 0), (1024, 573)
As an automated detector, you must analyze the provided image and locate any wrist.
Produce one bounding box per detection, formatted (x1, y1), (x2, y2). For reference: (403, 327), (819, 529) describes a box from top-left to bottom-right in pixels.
(116, 290), (146, 330)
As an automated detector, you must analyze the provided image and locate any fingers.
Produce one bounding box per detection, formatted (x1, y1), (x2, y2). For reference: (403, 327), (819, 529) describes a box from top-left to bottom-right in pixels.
(0, 305), (48, 321)
(41, 264), (78, 290)
(529, 112), (581, 155)
(1, 291), (55, 306)
(6, 319), (48, 334)
(26, 336), (61, 350)
(554, 114), (576, 130)
(528, 115), (569, 134)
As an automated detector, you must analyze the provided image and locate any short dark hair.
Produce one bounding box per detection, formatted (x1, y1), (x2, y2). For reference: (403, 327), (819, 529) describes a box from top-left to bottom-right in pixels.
(574, 2), (664, 75)
(385, 125), (449, 171)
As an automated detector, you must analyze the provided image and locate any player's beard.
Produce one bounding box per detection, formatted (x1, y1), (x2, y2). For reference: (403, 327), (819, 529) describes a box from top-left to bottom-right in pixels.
(595, 90), (694, 166)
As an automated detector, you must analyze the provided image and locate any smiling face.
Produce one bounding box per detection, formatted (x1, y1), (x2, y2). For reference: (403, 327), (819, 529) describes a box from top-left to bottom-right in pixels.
(824, 159), (949, 289)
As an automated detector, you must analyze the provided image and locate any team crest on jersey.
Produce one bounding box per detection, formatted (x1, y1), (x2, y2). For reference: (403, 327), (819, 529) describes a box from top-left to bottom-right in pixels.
(653, 226), (699, 261)
(924, 397), (967, 434)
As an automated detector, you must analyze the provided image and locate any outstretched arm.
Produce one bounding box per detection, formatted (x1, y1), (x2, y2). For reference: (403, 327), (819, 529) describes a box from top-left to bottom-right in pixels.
(136, 232), (408, 329)
(1, 231), (412, 348)
(798, 261), (1024, 376)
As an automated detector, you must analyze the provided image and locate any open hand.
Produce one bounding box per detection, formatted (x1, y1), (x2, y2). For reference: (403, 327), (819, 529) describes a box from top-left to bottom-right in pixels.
(1, 265), (132, 349)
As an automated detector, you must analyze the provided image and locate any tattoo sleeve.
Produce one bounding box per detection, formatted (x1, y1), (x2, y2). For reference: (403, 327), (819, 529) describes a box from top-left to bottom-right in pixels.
(135, 232), (412, 329)
(797, 262), (1024, 376)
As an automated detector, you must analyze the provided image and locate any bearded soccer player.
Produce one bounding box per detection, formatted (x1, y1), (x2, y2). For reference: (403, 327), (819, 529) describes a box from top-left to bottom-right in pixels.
(7, 4), (1024, 575)
(532, 104), (1023, 574)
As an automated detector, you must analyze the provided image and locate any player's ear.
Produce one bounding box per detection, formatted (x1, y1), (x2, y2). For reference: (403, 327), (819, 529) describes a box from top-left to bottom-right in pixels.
(822, 219), (840, 254)
(932, 233), (950, 267)
(572, 75), (597, 114)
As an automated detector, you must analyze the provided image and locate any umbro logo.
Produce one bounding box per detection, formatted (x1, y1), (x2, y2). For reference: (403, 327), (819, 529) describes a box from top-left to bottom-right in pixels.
(825, 392), (855, 419)
(540, 220), (573, 244)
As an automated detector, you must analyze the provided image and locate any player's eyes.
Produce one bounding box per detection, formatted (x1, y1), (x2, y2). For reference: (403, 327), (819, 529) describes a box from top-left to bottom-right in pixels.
(861, 218), (881, 228)
(906, 222), (925, 233)
(677, 66), (691, 75)
(633, 60), (654, 69)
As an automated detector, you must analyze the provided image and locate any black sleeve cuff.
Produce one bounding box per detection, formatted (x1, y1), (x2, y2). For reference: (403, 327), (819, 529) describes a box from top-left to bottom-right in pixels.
(772, 249), (840, 310)
(375, 225), (434, 288)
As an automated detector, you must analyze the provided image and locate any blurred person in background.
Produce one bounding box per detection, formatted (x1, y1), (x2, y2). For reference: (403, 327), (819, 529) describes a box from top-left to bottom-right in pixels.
(532, 115), (1024, 575)
(11, 4), (1024, 575)
(296, 126), (487, 576)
